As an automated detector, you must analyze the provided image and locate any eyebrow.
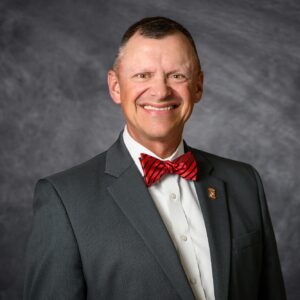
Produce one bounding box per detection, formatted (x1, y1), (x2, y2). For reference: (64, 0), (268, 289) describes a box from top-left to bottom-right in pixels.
(167, 69), (193, 77)
(167, 69), (191, 74)
(129, 70), (154, 77)
(126, 64), (194, 77)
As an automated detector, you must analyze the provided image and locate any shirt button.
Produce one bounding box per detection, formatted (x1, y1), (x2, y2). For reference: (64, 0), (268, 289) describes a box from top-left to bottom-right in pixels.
(190, 278), (197, 285)
(170, 193), (177, 200)
(180, 235), (188, 241)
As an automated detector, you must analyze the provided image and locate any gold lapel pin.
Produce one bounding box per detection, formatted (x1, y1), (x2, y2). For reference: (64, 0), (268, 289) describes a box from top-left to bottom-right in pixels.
(207, 187), (217, 200)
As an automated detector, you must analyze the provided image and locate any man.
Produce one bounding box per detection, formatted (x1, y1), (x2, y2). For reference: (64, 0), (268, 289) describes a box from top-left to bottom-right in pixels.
(24, 17), (286, 300)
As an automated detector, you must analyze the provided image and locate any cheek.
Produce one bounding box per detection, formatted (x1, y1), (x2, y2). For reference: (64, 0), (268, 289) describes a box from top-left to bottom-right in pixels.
(120, 83), (149, 104)
(175, 85), (194, 103)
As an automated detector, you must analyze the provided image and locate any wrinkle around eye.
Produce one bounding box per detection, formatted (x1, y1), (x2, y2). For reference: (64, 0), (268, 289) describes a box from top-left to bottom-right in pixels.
(168, 73), (189, 82)
(132, 72), (152, 80)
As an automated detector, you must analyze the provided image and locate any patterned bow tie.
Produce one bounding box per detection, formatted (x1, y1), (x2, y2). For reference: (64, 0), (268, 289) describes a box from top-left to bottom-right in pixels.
(139, 151), (198, 187)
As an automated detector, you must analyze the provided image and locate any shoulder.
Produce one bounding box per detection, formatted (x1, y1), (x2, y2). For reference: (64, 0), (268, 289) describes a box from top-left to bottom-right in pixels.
(37, 149), (114, 202)
(48, 151), (107, 184)
(35, 133), (130, 203)
(191, 146), (253, 171)
(190, 147), (258, 187)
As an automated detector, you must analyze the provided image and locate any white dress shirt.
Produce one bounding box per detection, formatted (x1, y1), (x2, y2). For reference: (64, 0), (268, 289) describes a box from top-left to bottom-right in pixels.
(123, 126), (215, 300)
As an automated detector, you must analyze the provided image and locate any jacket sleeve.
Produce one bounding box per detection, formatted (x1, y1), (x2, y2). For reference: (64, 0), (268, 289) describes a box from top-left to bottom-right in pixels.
(251, 167), (286, 300)
(23, 179), (86, 300)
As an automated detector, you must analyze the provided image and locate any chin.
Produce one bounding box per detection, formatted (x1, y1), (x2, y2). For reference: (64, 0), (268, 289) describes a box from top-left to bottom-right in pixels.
(143, 128), (179, 142)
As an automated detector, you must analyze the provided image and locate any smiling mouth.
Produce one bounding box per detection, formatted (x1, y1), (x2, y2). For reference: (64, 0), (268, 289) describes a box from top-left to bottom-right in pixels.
(141, 104), (178, 111)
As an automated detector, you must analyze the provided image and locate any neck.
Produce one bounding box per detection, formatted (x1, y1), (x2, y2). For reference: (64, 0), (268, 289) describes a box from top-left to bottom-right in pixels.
(127, 129), (182, 159)
(141, 139), (181, 159)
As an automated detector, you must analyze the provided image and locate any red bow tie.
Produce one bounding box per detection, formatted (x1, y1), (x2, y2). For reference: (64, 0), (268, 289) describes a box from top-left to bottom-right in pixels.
(139, 151), (198, 187)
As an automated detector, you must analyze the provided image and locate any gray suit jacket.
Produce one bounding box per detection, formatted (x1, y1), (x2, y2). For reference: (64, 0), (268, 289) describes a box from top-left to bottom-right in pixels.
(24, 134), (286, 300)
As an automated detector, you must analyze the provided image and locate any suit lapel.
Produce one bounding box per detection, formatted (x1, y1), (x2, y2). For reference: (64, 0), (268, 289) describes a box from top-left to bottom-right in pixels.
(105, 135), (196, 300)
(191, 147), (231, 300)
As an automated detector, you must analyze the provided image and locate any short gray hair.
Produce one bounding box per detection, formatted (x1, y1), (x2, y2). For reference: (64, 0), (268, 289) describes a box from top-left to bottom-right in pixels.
(113, 16), (201, 72)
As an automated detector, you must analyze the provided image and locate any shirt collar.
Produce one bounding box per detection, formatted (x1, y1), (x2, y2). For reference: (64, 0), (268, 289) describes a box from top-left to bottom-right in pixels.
(122, 125), (185, 176)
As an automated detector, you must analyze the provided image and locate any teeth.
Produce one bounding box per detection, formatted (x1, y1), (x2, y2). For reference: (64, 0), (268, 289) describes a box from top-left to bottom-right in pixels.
(143, 105), (175, 111)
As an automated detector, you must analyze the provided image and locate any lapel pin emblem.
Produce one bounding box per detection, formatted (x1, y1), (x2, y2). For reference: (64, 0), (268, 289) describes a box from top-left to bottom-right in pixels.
(208, 187), (217, 200)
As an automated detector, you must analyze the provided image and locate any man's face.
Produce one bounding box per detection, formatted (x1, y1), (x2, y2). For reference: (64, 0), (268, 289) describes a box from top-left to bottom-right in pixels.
(108, 32), (203, 149)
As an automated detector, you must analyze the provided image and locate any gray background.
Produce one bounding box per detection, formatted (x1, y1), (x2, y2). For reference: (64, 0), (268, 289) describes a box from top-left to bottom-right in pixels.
(0, 0), (299, 299)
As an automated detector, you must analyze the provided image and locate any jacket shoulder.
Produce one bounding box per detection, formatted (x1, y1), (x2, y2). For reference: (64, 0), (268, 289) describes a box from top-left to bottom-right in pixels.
(196, 148), (251, 169)
(44, 151), (109, 192)
(192, 148), (252, 168)
(191, 147), (257, 185)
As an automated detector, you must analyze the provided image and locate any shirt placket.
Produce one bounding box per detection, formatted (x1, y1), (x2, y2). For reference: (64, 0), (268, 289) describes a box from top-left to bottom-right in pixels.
(165, 177), (206, 300)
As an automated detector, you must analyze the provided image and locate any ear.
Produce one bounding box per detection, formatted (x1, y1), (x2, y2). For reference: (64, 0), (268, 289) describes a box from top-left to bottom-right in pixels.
(107, 70), (121, 104)
(194, 71), (204, 103)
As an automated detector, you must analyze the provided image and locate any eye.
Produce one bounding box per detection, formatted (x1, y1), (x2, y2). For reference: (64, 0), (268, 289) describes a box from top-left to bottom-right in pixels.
(173, 74), (184, 78)
(169, 73), (187, 81)
(134, 73), (151, 80)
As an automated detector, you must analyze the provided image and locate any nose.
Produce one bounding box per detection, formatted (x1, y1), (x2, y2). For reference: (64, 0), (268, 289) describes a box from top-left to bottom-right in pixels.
(149, 76), (171, 99)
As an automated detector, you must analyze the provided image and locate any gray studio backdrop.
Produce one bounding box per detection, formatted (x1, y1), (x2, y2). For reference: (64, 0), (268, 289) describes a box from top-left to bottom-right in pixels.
(1, 0), (299, 299)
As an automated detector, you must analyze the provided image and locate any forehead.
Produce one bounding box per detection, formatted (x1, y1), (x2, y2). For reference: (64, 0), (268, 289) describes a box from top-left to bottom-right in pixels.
(118, 32), (197, 70)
